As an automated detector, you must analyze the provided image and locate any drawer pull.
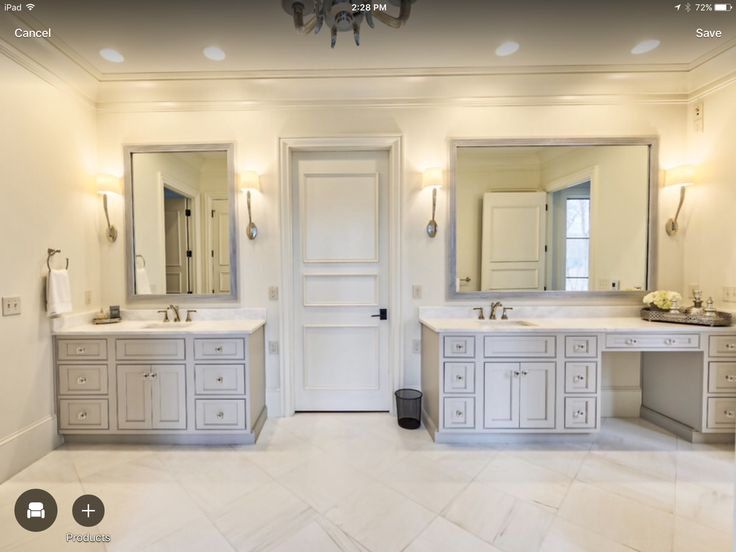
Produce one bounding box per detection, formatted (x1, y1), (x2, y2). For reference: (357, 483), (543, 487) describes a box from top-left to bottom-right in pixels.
(625, 338), (638, 345)
(573, 410), (585, 418)
(724, 410), (735, 418)
(143, 373), (150, 379)
(77, 376), (87, 385)
(150, 372), (157, 379)
(455, 410), (463, 417)
(521, 370), (528, 376)
(77, 410), (88, 421)
(726, 343), (736, 350)
(573, 375), (585, 383)
(513, 370), (520, 376)
(76, 346), (87, 354)
(726, 375), (736, 383)
(217, 411), (225, 419)
(455, 374), (463, 381)
(215, 346), (224, 353)
(664, 338), (676, 345)
(216, 376), (224, 383)
(574, 344), (586, 352)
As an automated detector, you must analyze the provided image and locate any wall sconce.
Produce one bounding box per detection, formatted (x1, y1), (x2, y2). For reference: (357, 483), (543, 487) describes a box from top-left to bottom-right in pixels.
(96, 174), (122, 242)
(664, 164), (696, 237)
(423, 168), (443, 238)
(239, 171), (260, 240)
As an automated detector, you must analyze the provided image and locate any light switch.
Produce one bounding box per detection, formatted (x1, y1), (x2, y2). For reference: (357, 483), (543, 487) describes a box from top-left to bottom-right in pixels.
(2, 296), (21, 316)
(268, 286), (279, 301)
(268, 341), (280, 354)
(412, 285), (422, 300)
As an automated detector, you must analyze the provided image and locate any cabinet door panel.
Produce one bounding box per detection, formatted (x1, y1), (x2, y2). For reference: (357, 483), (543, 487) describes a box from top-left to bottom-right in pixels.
(152, 365), (186, 429)
(117, 365), (151, 429)
(483, 362), (519, 429)
(519, 362), (555, 429)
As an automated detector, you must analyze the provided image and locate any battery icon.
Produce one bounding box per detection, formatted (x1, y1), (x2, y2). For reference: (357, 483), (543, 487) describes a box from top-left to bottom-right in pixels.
(714, 3), (733, 10)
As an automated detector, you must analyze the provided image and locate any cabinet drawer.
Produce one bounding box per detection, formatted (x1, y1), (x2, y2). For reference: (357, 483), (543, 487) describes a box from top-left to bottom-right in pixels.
(443, 362), (475, 394)
(57, 339), (107, 361)
(443, 397), (475, 429)
(565, 336), (598, 358)
(195, 399), (246, 430)
(564, 362), (597, 394)
(58, 365), (108, 395)
(59, 399), (108, 429)
(706, 397), (736, 429)
(708, 362), (736, 393)
(195, 364), (246, 395)
(709, 336), (736, 357)
(484, 336), (556, 358)
(443, 336), (475, 358)
(116, 339), (185, 361)
(194, 339), (245, 361)
(605, 333), (699, 350)
(564, 397), (597, 429)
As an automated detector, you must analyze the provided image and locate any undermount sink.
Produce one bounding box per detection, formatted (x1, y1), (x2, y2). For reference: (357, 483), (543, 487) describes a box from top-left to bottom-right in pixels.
(475, 320), (536, 327)
(142, 322), (194, 329)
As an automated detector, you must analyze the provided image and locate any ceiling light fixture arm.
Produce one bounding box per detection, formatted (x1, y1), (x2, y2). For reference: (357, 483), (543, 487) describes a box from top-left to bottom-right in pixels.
(373, 0), (412, 29)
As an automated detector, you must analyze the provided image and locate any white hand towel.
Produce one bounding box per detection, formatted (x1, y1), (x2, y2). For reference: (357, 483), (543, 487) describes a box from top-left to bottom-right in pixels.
(136, 267), (152, 295)
(47, 269), (72, 317)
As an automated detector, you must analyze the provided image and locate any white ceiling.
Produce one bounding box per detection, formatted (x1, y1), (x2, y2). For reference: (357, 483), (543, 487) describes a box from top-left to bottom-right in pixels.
(9, 0), (736, 78)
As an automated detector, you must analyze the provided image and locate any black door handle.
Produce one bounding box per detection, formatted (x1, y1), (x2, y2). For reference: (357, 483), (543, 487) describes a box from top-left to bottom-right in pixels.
(371, 308), (388, 320)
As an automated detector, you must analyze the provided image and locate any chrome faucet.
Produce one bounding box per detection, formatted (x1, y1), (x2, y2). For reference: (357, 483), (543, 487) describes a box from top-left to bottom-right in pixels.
(489, 301), (503, 320)
(168, 304), (181, 322)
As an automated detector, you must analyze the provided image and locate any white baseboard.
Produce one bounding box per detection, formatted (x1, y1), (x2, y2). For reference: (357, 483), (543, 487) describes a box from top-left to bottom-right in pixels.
(602, 387), (642, 418)
(0, 416), (62, 483)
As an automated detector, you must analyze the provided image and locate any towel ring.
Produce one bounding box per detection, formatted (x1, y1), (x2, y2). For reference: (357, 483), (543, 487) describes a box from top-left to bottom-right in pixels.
(135, 254), (146, 268)
(47, 248), (69, 271)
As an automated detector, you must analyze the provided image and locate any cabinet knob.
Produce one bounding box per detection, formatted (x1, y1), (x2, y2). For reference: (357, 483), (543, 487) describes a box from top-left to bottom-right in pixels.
(455, 374), (463, 381)
(574, 344), (585, 352)
(724, 410), (735, 418)
(216, 376), (224, 383)
(215, 345), (224, 353)
(726, 343), (736, 350)
(77, 376), (87, 385)
(573, 375), (585, 383)
(455, 410), (463, 417)
(76, 346), (86, 354)
(573, 410), (585, 418)
(726, 375), (736, 383)
(521, 370), (528, 376)
(664, 338), (676, 345)
(77, 410), (88, 420)
(625, 338), (638, 345)
(150, 372), (157, 379)
(143, 373), (150, 379)
(217, 411), (225, 419)
(513, 371), (520, 377)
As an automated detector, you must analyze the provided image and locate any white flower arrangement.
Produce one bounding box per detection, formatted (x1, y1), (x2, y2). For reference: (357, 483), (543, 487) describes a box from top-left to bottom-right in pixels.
(643, 290), (682, 310)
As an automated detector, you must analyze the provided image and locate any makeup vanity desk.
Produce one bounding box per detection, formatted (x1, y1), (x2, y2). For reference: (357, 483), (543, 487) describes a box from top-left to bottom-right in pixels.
(420, 317), (736, 444)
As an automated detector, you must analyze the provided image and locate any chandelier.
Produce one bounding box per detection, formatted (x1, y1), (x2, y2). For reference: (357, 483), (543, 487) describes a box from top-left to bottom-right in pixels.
(281, 0), (415, 48)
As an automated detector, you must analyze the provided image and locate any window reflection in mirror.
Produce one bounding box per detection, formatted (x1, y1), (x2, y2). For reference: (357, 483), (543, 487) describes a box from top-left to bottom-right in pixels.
(131, 151), (231, 296)
(455, 145), (650, 293)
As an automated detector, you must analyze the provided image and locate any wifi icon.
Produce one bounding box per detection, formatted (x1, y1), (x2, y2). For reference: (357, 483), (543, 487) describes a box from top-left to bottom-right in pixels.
(25, 3), (35, 10)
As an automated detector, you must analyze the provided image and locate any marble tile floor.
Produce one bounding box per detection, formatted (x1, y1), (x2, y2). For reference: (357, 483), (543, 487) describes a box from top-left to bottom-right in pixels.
(0, 415), (733, 552)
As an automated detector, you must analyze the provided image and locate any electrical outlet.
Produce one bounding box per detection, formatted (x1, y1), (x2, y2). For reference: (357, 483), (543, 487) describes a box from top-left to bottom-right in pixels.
(2, 296), (21, 316)
(598, 279), (620, 290)
(412, 339), (421, 354)
(268, 286), (279, 301)
(412, 285), (422, 300)
(694, 101), (704, 132)
(84, 290), (92, 305)
(723, 287), (736, 303)
(268, 341), (280, 354)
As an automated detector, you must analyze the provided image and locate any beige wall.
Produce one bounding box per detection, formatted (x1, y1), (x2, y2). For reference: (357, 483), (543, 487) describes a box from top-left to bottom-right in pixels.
(0, 55), (100, 480)
(683, 80), (736, 304)
(96, 102), (689, 413)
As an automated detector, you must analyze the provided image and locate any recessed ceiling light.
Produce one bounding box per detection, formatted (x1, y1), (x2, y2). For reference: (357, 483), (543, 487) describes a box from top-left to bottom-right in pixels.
(99, 48), (124, 63)
(495, 41), (520, 57)
(631, 39), (660, 55)
(203, 46), (226, 61)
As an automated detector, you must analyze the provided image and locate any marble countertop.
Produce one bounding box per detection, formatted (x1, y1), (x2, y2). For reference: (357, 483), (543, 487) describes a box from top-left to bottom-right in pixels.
(419, 316), (734, 333)
(53, 319), (266, 336)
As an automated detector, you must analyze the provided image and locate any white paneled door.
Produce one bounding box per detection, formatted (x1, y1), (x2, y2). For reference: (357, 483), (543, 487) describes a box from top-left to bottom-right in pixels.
(293, 150), (390, 411)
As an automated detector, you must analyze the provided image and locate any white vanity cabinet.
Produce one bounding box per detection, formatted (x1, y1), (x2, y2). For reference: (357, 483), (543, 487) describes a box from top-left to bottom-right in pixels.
(54, 324), (266, 444)
(422, 318), (736, 444)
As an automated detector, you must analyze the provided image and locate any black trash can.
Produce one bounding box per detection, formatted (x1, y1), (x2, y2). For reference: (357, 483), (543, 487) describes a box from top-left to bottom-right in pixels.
(394, 388), (422, 429)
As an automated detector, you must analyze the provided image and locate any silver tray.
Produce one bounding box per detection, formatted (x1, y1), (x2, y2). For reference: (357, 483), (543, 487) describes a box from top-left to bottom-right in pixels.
(640, 308), (732, 327)
(93, 317), (122, 325)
